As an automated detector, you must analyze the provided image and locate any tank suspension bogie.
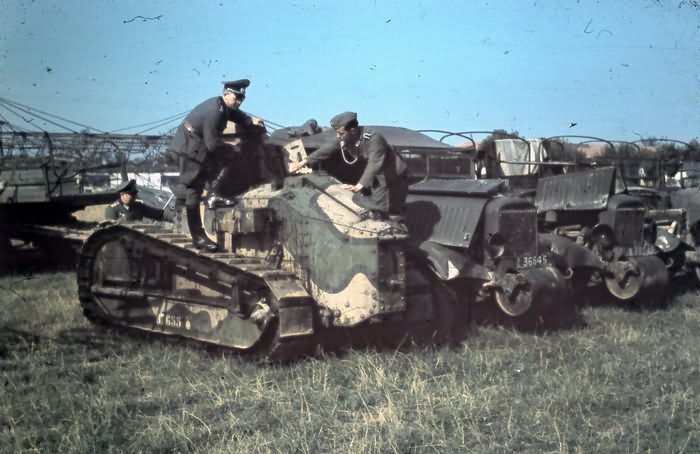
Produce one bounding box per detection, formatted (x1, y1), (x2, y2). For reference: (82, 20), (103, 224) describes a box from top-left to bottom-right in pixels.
(77, 224), (318, 360)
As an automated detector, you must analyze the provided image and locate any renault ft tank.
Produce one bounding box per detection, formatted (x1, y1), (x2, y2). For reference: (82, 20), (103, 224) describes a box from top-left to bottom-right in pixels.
(77, 169), (461, 360)
(0, 152), (177, 271)
(0, 156), (129, 269)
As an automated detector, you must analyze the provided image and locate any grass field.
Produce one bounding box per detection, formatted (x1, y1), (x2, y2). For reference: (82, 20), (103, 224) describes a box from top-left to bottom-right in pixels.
(1, 270), (700, 453)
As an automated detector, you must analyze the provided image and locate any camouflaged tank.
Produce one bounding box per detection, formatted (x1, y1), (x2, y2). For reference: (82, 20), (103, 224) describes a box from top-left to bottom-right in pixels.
(0, 156), (132, 269)
(77, 169), (459, 360)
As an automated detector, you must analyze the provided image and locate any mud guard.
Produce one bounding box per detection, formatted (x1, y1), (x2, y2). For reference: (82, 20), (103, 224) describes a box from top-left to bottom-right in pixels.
(415, 240), (486, 281)
(654, 227), (683, 253)
(540, 233), (606, 271)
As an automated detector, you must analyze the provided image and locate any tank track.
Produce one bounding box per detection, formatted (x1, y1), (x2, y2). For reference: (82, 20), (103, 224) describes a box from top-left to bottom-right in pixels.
(76, 223), (317, 361)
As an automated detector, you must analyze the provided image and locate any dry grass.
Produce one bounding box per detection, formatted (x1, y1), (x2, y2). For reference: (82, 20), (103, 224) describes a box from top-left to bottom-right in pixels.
(1, 272), (699, 453)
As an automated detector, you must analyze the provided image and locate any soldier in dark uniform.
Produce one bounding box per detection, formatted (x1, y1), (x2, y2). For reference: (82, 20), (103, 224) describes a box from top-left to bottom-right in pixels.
(168, 79), (265, 251)
(289, 111), (409, 217)
(105, 179), (165, 222)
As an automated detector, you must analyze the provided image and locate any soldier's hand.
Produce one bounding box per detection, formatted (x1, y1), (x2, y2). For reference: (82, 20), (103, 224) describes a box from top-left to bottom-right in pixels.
(342, 183), (363, 193)
(251, 117), (264, 127)
(289, 159), (307, 173)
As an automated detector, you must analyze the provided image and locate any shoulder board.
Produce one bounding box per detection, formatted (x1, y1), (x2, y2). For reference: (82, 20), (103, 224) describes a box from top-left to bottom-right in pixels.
(108, 201), (120, 207)
(362, 132), (373, 140)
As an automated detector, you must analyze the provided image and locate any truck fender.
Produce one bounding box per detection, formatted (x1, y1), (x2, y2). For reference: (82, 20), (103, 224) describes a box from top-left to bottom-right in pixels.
(654, 227), (683, 253)
(414, 240), (486, 281)
(539, 233), (606, 271)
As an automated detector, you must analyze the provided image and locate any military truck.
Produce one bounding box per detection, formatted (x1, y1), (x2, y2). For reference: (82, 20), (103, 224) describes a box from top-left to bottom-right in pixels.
(584, 138), (700, 284)
(461, 133), (675, 303)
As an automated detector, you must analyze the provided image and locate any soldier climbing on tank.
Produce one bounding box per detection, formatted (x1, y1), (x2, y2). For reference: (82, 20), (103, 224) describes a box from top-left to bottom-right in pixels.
(105, 179), (166, 222)
(168, 79), (266, 252)
(289, 111), (409, 218)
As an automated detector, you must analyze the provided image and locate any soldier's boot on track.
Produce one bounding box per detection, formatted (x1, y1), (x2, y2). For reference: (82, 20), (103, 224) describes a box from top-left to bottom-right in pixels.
(186, 206), (217, 252)
(205, 169), (237, 209)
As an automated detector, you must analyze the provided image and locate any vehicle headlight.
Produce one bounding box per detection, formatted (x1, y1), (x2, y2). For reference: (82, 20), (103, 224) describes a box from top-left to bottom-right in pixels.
(487, 233), (506, 258)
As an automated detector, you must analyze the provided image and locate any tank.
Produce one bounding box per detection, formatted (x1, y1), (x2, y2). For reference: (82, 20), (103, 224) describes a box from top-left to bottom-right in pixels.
(76, 126), (574, 361)
(0, 156), (126, 269)
(0, 153), (178, 270)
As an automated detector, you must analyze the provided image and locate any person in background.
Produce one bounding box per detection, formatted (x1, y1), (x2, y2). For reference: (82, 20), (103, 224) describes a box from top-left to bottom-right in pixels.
(105, 179), (165, 222)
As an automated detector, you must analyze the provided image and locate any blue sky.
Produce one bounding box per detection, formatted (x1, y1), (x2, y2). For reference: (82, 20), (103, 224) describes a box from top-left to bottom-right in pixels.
(1, 0), (698, 141)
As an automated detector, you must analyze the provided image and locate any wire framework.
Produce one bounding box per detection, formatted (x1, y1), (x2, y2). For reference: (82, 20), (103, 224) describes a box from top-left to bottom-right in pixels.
(1, 128), (171, 165)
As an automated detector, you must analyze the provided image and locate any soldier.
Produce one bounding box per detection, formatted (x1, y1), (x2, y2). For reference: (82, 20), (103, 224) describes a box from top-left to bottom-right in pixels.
(168, 79), (265, 252)
(289, 111), (409, 218)
(105, 179), (165, 222)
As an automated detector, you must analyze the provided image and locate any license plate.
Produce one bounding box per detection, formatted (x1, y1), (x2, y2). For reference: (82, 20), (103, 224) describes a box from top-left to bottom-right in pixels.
(517, 255), (548, 268)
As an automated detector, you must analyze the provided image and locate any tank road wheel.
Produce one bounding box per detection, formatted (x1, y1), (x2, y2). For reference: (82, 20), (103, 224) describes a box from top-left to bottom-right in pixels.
(604, 256), (669, 304)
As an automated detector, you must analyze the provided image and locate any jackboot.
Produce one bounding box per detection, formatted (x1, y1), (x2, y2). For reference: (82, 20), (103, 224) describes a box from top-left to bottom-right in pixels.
(186, 206), (217, 252)
(205, 168), (237, 209)
(206, 193), (237, 209)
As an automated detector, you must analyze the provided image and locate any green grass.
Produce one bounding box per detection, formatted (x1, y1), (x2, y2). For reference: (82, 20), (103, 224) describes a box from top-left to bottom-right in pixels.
(1, 272), (700, 453)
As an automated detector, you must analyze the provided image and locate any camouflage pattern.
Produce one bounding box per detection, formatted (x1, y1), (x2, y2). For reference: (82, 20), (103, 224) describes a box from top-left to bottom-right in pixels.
(78, 172), (414, 358)
(213, 174), (409, 327)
